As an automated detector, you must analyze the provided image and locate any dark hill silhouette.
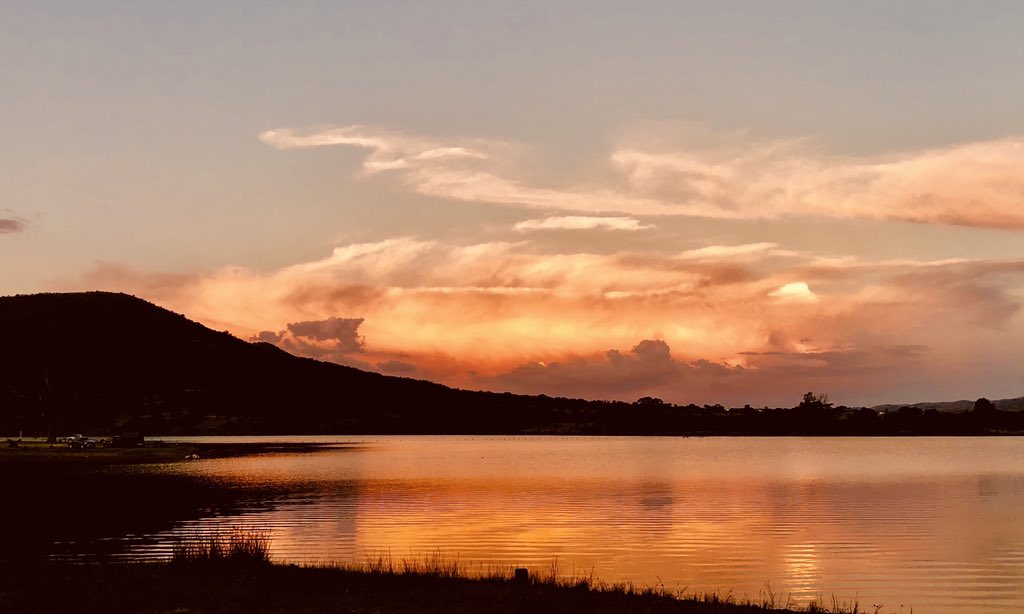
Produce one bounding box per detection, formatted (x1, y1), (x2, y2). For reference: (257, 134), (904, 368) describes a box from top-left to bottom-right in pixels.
(2, 292), (1021, 437)
(0, 292), (617, 436)
(873, 396), (1024, 413)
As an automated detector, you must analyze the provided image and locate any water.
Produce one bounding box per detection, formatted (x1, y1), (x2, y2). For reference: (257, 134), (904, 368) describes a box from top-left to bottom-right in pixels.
(118, 437), (1024, 612)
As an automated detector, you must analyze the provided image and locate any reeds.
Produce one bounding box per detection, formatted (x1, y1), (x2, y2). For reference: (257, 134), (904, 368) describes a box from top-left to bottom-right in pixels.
(328, 550), (865, 613)
(170, 527), (271, 565)
(164, 535), (870, 613)
(356, 548), (465, 577)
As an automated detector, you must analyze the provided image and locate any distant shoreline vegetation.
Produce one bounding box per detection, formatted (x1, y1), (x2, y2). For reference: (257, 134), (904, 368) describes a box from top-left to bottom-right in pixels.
(2, 292), (1023, 439)
(6, 391), (1023, 439)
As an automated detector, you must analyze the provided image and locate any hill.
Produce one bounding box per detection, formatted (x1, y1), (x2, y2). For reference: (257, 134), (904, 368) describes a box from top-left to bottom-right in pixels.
(873, 397), (1024, 413)
(0, 292), (604, 436)
(1, 292), (1020, 437)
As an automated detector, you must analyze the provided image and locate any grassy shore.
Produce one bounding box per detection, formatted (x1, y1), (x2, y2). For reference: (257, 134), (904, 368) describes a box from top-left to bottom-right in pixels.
(0, 558), (871, 614)
(0, 439), (338, 465)
(0, 532), (868, 614)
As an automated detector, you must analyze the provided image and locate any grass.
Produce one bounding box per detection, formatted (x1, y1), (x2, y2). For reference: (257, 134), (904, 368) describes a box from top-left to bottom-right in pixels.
(0, 526), (896, 614)
(171, 527), (272, 565)
(304, 549), (874, 613)
(156, 529), (878, 613)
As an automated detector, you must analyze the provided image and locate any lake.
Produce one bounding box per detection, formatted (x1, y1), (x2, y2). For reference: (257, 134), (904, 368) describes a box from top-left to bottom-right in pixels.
(111, 436), (1024, 612)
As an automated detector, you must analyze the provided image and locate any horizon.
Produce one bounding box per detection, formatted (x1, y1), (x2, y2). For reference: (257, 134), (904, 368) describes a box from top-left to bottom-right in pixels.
(4, 288), (1018, 412)
(3, 2), (1024, 406)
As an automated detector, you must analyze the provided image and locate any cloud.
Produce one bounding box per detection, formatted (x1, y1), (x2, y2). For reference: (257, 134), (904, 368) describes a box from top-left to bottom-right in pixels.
(261, 125), (677, 215)
(768, 281), (817, 302)
(482, 338), (932, 406)
(514, 216), (654, 232)
(287, 316), (365, 352)
(485, 339), (684, 400)
(0, 218), (27, 234)
(245, 317), (368, 367)
(612, 139), (1024, 229)
(676, 242), (783, 261)
(262, 124), (1024, 230)
(65, 237), (1024, 405)
(252, 330), (283, 343)
(259, 125), (491, 172)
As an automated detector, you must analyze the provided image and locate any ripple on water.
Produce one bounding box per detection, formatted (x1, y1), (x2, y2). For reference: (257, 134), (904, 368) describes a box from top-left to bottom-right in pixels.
(85, 436), (1024, 614)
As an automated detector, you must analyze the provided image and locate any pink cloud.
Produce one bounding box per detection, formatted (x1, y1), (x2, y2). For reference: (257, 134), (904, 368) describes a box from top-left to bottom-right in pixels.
(514, 216), (654, 232)
(262, 124), (1024, 230)
(0, 218), (27, 234)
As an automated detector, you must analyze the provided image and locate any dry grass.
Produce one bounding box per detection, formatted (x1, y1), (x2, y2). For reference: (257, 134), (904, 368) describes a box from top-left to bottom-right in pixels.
(171, 527), (272, 565)
(0, 543), (905, 614)
(326, 550), (870, 613)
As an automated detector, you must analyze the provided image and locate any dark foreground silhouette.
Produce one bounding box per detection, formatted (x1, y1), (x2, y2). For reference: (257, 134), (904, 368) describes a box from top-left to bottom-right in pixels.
(2, 292), (1022, 437)
(0, 559), (849, 614)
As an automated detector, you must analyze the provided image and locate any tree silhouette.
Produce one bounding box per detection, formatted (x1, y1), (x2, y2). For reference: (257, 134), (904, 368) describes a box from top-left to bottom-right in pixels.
(973, 397), (997, 414)
(798, 391), (833, 410)
(12, 364), (71, 443)
(633, 396), (666, 406)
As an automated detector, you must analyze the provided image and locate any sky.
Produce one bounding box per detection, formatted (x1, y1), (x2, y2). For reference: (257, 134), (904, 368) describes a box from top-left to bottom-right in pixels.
(3, 1), (1024, 407)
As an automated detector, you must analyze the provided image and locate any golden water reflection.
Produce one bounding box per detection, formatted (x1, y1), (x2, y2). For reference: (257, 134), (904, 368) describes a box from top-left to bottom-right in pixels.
(132, 436), (1024, 613)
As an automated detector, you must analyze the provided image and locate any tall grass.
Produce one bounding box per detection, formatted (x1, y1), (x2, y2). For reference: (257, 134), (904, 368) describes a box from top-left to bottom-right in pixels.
(359, 548), (466, 577)
(330, 551), (868, 613)
(163, 533), (874, 614)
(171, 527), (271, 565)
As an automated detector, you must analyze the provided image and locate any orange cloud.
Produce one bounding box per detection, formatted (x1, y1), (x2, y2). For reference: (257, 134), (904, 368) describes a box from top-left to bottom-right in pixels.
(612, 138), (1024, 228)
(63, 238), (1024, 405)
(261, 124), (1024, 230)
(514, 216), (654, 232)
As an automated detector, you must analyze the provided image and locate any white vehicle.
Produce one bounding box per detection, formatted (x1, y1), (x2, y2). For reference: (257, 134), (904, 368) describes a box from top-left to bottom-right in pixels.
(66, 434), (95, 449)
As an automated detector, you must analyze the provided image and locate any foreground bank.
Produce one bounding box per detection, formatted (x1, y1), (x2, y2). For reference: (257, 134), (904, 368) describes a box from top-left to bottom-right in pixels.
(0, 439), (338, 466)
(0, 560), (868, 614)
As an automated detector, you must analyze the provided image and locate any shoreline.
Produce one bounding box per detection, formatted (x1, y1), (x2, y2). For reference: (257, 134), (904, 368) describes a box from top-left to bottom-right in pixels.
(0, 559), (847, 614)
(0, 439), (340, 465)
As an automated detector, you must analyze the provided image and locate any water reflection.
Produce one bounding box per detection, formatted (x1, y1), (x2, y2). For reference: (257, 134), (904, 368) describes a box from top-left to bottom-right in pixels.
(110, 436), (1024, 613)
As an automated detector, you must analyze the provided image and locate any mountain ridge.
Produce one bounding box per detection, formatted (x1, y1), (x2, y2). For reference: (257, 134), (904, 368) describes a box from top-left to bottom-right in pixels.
(872, 397), (1024, 413)
(2, 292), (1020, 437)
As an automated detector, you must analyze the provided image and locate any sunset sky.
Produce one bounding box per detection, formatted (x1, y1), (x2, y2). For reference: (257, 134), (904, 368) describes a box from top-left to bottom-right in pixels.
(3, 1), (1024, 406)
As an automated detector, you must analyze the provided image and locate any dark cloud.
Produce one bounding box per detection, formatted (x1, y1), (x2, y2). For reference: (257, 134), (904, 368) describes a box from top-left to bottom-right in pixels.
(249, 317), (369, 368)
(252, 330), (283, 343)
(482, 338), (937, 407)
(693, 264), (756, 287)
(0, 218), (27, 234)
(630, 339), (671, 362)
(740, 345), (927, 376)
(276, 335), (375, 371)
(287, 316), (364, 352)
(485, 339), (694, 402)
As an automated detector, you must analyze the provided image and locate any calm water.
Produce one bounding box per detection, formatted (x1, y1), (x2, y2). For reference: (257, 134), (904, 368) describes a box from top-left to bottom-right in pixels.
(121, 436), (1023, 612)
